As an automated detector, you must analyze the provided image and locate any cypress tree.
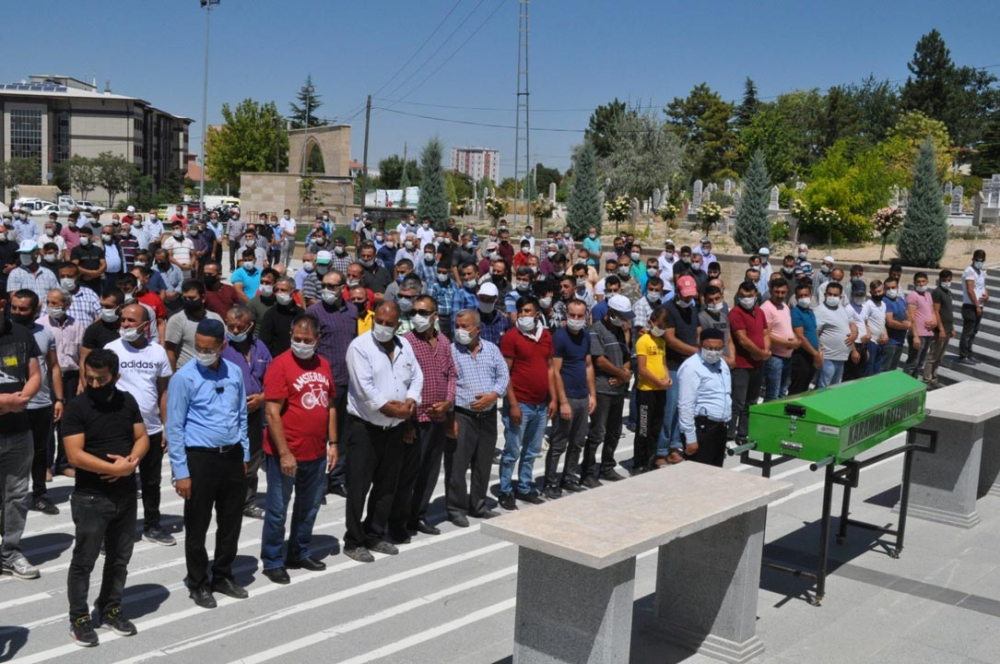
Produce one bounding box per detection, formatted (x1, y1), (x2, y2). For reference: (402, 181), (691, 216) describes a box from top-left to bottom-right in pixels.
(897, 138), (948, 267)
(417, 137), (449, 229)
(399, 166), (410, 208)
(566, 141), (602, 238)
(734, 150), (771, 254)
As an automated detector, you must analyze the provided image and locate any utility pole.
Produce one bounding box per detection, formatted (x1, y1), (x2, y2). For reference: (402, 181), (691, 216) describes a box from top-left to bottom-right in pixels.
(401, 141), (408, 207)
(198, 0), (219, 220)
(360, 94), (372, 213)
(513, 0), (530, 231)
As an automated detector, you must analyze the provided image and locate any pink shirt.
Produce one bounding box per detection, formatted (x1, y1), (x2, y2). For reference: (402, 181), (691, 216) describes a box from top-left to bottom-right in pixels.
(906, 289), (934, 338)
(60, 225), (81, 253)
(761, 300), (794, 358)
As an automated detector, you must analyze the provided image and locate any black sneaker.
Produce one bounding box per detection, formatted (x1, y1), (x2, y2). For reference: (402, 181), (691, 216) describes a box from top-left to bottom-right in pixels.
(581, 476), (603, 489)
(367, 540), (398, 556)
(243, 505), (266, 519)
(343, 546), (375, 563)
(143, 527), (176, 547)
(516, 490), (544, 505)
(600, 469), (626, 482)
(498, 492), (518, 511)
(31, 497), (60, 515)
(99, 606), (136, 637)
(469, 508), (500, 519)
(71, 616), (99, 647)
(561, 481), (586, 493)
(543, 485), (562, 500)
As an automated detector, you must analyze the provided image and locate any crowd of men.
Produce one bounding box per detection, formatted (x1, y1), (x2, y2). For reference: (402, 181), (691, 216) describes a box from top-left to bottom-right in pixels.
(0, 204), (989, 648)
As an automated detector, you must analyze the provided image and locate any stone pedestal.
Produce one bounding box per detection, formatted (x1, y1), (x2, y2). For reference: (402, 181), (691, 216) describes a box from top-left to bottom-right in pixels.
(902, 416), (984, 528)
(513, 548), (635, 664)
(646, 507), (767, 664)
(978, 419), (1000, 498)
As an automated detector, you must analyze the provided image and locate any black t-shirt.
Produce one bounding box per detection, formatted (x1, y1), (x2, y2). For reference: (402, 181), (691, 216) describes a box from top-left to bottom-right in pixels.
(259, 304), (303, 357)
(665, 300), (700, 371)
(83, 320), (121, 350)
(63, 389), (142, 495)
(0, 321), (42, 433)
(932, 285), (954, 335)
(0, 238), (19, 288)
(71, 244), (105, 285)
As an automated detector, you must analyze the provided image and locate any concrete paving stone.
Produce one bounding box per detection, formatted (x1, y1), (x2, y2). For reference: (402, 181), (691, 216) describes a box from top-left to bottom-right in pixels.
(904, 608), (1000, 658)
(866, 639), (968, 664)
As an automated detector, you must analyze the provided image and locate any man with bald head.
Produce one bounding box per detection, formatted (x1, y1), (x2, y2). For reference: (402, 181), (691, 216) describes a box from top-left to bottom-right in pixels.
(342, 302), (423, 563)
(105, 304), (174, 546)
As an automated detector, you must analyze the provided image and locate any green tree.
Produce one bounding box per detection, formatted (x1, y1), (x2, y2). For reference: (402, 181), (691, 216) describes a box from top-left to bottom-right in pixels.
(417, 138), (449, 228)
(973, 110), (1000, 177)
(445, 170), (473, 203)
(533, 163), (561, 198)
(897, 139), (948, 267)
(399, 166), (410, 207)
(566, 141), (602, 238)
(93, 152), (137, 207)
(882, 111), (954, 182)
(586, 99), (630, 158)
(205, 99), (287, 192)
(734, 150), (772, 254)
(0, 156), (42, 200)
(600, 107), (683, 200)
(850, 75), (901, 145)
(378, 155), (421, 189)
(665, 83), (739, 179)
(736, 77), (761, 128)
(289, 74), (326, 129)
(740, 106), (796, 183)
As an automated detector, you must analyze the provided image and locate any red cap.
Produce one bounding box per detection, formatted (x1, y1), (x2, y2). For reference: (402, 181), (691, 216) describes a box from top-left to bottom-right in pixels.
(676, 275), (698, 298)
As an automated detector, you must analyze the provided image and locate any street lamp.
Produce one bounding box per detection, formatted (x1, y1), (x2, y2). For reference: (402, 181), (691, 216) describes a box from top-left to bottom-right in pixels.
(198, 0), (219, 220)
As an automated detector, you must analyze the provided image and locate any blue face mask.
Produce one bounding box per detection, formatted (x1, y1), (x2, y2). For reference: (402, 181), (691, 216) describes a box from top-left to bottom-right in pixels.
(396, 274), (406, 284)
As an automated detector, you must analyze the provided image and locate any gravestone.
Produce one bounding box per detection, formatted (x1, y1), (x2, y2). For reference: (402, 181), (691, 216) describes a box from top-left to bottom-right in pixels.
(951, 186), (964, 214)
(901, 189), (909, 208)
(724, 178), (733, 196)
(652, 188), (662, 211)
(945, 181), (953, 196)
(549, 182), (557, 203)
(692, 180), (704, 209)
(987, 175), (1000, 208)
(890, 185), (900, 207)
(768, 186), (780, 211)
(663, 182), (670, 201)
(518, 188), (524, 201)
(795, 180), (806, 191)
(598, 190), (606, 210)
(631, 198), (640, 229)
(733, 190), (741, 208)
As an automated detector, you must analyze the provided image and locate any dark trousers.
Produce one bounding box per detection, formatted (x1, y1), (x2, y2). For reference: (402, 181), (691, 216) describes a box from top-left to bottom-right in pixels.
(687, 417), (728, 467)
(728, 366), (764, 440)
(904, 334), (931, 378)
(343, 415), (404, 549)
(327, 387), (349, 490)
(28, 406), (54, 498)
(228, 239), (241, 272)
(544, 397), (590, 486)
(633, 390), (666, 471)
(183, 447), (246, 589)
(581, 393), (624, 480)
(788, 349), (816, 395)
(390, 421), (446, 530)
(67, 490), (137, 621)
(960, 304), (982, 359)
(445, 409), (496, 520)
(843, 343), (868, 382)
(438, 314), (453, 341)
(245, 408), (264, 508)
(54, 370), (79, 473)
(138, 432), (164, 530)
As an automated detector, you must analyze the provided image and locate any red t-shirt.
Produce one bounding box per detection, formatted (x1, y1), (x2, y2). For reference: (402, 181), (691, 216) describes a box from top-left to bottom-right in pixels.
(500, 327), (553, 405)
(728, 305), (768, 369)
(136, 290), (167, 323)
(263, 351), (335, 461)
(203, 284), (242, 319)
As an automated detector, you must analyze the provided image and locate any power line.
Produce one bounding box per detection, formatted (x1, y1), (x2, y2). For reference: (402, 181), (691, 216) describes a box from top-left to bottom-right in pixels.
(372, 97), (595, 112)
(373, 105), (585, 132)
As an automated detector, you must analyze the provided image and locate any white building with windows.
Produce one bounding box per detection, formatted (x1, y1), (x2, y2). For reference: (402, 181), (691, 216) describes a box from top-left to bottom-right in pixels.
(0, 75), (192, 202)
(451, 147), (499, 183)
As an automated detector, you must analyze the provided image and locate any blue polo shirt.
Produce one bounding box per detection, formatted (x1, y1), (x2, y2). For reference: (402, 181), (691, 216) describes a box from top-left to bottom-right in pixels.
(883, 294), (907, 345)
(553, 326), (590, 400)
(791, 304), (819, 351)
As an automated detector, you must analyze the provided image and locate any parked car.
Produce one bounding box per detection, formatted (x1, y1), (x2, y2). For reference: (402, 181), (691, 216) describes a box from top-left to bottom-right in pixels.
(32, 203), (73, 217)
(76, 201), (105, 215)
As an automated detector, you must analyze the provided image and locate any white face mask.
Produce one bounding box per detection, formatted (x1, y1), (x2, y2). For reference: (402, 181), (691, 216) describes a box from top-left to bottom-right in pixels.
(195, 351), (219, 367)
(321, 289), (340, 306)
(853, 295), (867, 305)
(739, 296), (756, 309)
(124, 292), (135, 304)
(173, 230), (183, 238)
(517, 316), (537, 333)
(243, 260), (256, 271)
(651, 326), (666, 338)
(915, 284), (928, 293)
(19, 254), (34, 266)
(454, 328), (474, 345)
(120, 325), (144, 343)
(80, 237), (90, 246)
(617, 266), (630, 277)
(647, 291), (661, 303)
(675, 298), (691, 309)
(825, 296), (841, 308)
(275, 292), (293, 306)
(630, 252), (641, 262)
(412, 313), (435, 333)
(566, 318), (586, 332)
(797, 299), (812, 310)
(372, 323), (396, 342)
(303, 261), (315, 272)
(291, 341), (316, 359)
(707, 302), (724, 313)
(478, 301), (496, 314)
(436, 272), (450, 283)
(539, 296), (553, 309)
(886, 288), (898, 298)
(100, 308), (119, 323)
(701, 349), (723, 364)
(259, 284), (274, 297)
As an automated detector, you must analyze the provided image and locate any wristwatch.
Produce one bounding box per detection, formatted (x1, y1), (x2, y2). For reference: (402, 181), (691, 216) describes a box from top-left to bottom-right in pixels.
(55, 398), (66, 404)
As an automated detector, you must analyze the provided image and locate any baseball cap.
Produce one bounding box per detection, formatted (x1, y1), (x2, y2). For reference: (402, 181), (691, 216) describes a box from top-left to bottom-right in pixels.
(676, 275), (698, 298)
(665, 238), (675, 246)
(478, 282), (499, 298)
(316, 250), (332, 265)
(850, 279), (867, 294)
(798, 243), (809, 251)
(126, 205), (135, 213)
(17, 240), (37, 254)
(607, 294), (635, 320)
(700, 236), (712, 244)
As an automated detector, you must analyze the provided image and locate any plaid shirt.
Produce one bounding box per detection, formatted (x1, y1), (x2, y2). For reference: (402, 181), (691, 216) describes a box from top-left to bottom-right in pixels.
(429, 278), (459, 317)
(330, 252), (353, 274)
(403, 331), (457, 422)
(632, 296), (655, 331)
(450, 338), (509, 410)
(397, 313), (415, 336)
(452, 286), (480, 315)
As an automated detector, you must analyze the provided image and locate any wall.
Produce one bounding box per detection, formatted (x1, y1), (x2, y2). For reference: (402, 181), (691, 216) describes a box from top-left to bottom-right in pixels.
(239, 172), (357, 224)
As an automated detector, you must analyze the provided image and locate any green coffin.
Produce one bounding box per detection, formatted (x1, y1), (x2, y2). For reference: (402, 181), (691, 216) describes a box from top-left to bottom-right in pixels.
(749, 372), (927, 465)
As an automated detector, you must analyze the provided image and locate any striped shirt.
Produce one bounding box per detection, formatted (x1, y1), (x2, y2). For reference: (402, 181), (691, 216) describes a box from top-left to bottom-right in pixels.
(346, 332), (424, 428)
(38, 313), (86, 371)
(451, 339), (509, 410)
(403, 331), (457, 422)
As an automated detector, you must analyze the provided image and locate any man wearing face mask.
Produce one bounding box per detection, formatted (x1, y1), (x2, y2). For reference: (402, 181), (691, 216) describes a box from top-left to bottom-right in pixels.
(0, 218), (21, 295)
(145, 210), (165, 253)
(761, 280), (799, 400)
(152, 248), (184, 311)
(615, 255), (642, 304)
(259, 314), (337, 583)
(677, 328), (732, 467)
(306, 270), (357, 497)
(790, 282), (823, 394)
(904, 272), (939, 379)
(428, 261), (458, 340)
(201, 260), (246, 319)
(843, 280), (871, 381)
(452, 263), (481, 313)
(688, 254), (708, 295)
(104, 304), (175, 546)
(698, 285), (735, 368)
(959, 249), (988, 364)
(71, 227), (107, 295)
(258, 277), (304, 358)
(221, 305), (272, 518)
(81, 288), (127, 369)
(473, 282), (511, 347)
(162, 222), (195, 279)
(99, 224), (128, 294)
(231, 248), (263, 301)
(415, 244), (438, 285)
(727, 281), (770, 443)
(505, 267), (534, 324)
(342, 302), (423, 562)
(164, 280), (224, 371)
(657, 275), (702, 464)
(394, 276), (422, 335)
(8, 241), (59, 301)
(326, 237), (351, 274)
(924, 270), (955, 387)
(813, 282), (858, 387)
(166, 319), (250, 608)
(389, 295), (455, 540)
(226, 209), (247, 274)
(881, 276), (909, 372)
(40, 288), (86, 481)
(357, 243), (392, 299)
(248, 268), (279, 332)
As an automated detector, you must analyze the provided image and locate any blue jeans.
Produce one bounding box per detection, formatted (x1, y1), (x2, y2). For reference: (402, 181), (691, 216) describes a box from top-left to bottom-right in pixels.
(816, 359), (845, 388)
(261, 455), (326, 570)
(500, 401), (549, 495)
(865, 341), (885, 376)
(764, 355), (792, 401)
(655, 369), (682, 456)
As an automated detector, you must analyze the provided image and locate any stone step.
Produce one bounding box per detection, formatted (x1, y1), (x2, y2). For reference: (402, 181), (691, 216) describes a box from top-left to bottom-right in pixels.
(940, 354), (1000, 382)
(936, 364), (972, 385)
(945, 328), (1000, 354)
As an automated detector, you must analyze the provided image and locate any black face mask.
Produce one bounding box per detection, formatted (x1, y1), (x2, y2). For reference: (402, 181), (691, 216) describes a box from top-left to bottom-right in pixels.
(872, 295), (883, 304)
(353, 301), (368, 316)
(182, 299), (203, 314)
(87, 382), (115, 403)
(10, 313), (33, 326)
(203, 275), (218, 286)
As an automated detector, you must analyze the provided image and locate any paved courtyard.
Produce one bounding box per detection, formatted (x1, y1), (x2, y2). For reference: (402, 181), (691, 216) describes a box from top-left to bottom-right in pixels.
(2, 425), (999, 664)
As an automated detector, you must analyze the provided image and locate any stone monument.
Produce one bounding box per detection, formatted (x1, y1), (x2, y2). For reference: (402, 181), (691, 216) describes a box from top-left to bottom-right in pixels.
(768, 186), (780, 211)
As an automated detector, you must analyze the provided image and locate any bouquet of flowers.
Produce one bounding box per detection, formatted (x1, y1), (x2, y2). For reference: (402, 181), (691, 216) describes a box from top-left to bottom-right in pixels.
(871, 205), (904, 262)
(484, 196), (508, 223)
(696, 201), (723, 234)
(658, 201), (680, 222)
(532, 200), (555, 219)
(604, 195), (631, 223)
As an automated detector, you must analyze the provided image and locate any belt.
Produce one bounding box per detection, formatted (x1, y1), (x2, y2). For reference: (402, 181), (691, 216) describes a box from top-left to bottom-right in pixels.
(694, 415), (728, 425)
(348, 413), (399, 431)
(455, 406), (496, 420)
(185, 444), (241, 454)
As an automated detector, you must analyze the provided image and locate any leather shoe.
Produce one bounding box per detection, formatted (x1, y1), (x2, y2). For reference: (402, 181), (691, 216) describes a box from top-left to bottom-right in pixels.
(600, 469), (625, 482)
(469, 509), (499, 519)
(450, 515), (470, 528)
(343, 546), (375, 563)
(262, 567), (291, 585)
(328, 484), (347, 498)
(211, 577), (248, 599)
(408, 519), (441, 536)
(367, 540), (398, 556)
(286, 556), (326, 572)
(561, 481), (586, 492)
(189, 586), (217, 609)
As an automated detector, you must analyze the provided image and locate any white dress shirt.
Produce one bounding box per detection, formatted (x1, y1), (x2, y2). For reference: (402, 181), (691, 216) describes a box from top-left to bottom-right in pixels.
(677, 352), (732, 440)
(346, 331), (424, 428)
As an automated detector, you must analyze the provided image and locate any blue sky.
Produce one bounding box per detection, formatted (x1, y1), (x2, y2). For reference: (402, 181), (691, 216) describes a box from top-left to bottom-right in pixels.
(4, 1), (998, 178)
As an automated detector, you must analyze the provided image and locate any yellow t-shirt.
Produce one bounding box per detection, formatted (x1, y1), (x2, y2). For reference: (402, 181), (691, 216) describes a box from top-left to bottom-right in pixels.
(635, 333), (667, 391)
(357, 310), (374, 336)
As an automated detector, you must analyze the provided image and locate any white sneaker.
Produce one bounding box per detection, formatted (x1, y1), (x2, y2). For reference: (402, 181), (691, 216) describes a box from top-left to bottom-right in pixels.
(2, 555), (40, 580)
